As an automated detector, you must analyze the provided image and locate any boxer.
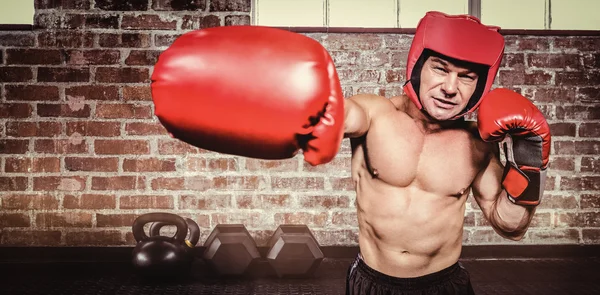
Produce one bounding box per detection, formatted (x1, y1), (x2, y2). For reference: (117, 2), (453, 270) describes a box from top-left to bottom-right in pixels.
(151, 11), (551, 295)
(343, 12), (550, 294)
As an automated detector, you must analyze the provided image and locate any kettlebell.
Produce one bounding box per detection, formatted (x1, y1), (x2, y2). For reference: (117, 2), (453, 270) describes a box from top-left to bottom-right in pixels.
(131, 212), (199, 277)
(149, 217), (200, 265)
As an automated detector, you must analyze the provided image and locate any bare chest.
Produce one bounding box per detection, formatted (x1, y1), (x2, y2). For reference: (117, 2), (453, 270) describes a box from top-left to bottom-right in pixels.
(354, 115), (484, 196)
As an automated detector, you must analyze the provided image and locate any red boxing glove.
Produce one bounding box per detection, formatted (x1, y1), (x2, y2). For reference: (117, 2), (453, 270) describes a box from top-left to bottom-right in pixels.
(477, 88), (551, 206)
(151, 26), (344, 166)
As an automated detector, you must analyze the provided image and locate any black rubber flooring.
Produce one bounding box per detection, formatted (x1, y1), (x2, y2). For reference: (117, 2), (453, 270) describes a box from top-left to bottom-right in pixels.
(1, 258), (599, 295)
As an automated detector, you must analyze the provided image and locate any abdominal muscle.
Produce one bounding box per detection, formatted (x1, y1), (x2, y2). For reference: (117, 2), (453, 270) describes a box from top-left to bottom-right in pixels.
(355, 169), (468, 278)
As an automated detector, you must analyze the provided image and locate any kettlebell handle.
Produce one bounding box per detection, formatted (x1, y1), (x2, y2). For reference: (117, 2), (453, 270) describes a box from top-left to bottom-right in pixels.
(132, 212), (188, 243)
(149, 218), (201, 247)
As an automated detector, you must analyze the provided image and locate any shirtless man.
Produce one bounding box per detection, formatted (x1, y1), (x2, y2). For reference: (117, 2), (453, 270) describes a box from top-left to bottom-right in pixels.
(342, 12), (551, 294)
(151, 10), (550, 295)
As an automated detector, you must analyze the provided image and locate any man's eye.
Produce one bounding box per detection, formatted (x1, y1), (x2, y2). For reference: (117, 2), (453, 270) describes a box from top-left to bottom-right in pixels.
(434, 67), (448, 73)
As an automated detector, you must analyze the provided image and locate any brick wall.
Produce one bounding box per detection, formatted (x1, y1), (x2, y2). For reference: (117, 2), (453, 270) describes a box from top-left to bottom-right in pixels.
(0, 0), (598, 247)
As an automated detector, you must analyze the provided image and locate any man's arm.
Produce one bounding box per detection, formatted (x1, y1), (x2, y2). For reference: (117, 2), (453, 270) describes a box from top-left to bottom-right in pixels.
(471, 144), (536, 241)
(344, 94), (395, 138)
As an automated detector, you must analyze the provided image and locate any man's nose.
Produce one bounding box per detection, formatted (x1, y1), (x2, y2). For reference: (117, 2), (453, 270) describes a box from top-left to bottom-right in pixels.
(441, 74), (458, 97)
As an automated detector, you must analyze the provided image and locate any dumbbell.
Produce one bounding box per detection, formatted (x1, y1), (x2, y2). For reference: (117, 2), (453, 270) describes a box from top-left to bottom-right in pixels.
(266, 224), (324, 278)
(202, 224), (260, 276)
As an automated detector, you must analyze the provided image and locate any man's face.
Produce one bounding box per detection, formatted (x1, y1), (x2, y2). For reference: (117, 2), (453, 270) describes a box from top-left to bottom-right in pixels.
(418, 56), (480, 121)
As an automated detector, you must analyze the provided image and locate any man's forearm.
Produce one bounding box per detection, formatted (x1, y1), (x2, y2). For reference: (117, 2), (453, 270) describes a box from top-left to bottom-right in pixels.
(490, 190), (537, 240)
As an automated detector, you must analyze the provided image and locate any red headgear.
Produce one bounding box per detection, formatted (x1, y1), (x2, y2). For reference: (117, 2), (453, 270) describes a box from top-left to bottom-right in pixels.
(404, 11), (505, 119)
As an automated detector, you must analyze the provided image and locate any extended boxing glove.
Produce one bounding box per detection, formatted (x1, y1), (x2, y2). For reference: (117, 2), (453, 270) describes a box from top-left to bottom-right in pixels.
(477, 88), (551, 206)
(151, 26), (344, 166)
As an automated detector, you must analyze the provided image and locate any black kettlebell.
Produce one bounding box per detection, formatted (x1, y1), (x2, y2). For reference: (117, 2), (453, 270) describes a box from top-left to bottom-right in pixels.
(131, 212), (199, 277)
(149, 217), (200, 266)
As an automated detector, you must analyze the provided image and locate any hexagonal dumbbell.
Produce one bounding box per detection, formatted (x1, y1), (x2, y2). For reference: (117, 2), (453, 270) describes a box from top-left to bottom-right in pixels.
(202, 224), (260, 276)
(266, 224), (324, 278)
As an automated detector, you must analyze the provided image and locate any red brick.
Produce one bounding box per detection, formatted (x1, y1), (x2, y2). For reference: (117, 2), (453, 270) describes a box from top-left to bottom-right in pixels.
(95, 103), (152, 119)
(37, 67), (90, 82)
(122, 14), (177, 30)
(98, 33), (151, 48)
(6, 121), (61, 137)
(33, 176), (86, 191)
(66, 121), (120, 137)
(95, 67), (150, 83)
(581, 157), (599, 173)
(179, 194), (232, 210)
(155, 34), (181, 47)
(581, 194), (600, 209)
(525, 87), (576, 103)
(66, 85), (118, 101)
(274, 212), (328, 227)
(34, 13), (84, 30)
(0, 67), (34, 82)
(0, 103), (32, 118)
(298, 195), (351, 209)
(554, 37), (600, 52)
(84, 14), (120, 29)
(94, 139), (150, 154)
(303, 157), (351, 173)
(0, 213), (31, 227)
(548, 123), (576, 137)
(390, 51), (409, 68)
(224, 15), (250, 26)
(500, 53), (525, 68)
(498, 70), (552, 85)
(583, 53), (600, 69)
(538, 194), (577, 209)
(1, 194), (59, 210)
(385, 69), (403, 83)
(65, 157), (119, 172)
(0, 140), (29, 154)
(582, 229), (600, 243)
(66, 50), (120, 65)
(38, 31), (94, 48)
(123, 158), (176, 172)
(36, 212), (93, 227)
(36, 0), (90, 9)
(66, 230), (124, 246)
(271, 177), (324, 190)
(324, 34), (383, 51)
(186, 157), (237, 172)
(517, 37), (550, 51)
(547, 157), (575, 171)
(5, 85), (59, 101)
(123, 86), (152, 101)
(153, 0), (206, 10)
(555, 140), (599, 155)
(245, 158), (296, 172)
(312, 229), (358, 245)
(556, 71), (600, 87)
(91, 176), (141, 190)
(120, 195), (174, 209)
(331, 211), (358, 226)
(527, 54), (581, 69)
(34, 139), (88, 154)
(63, 194), (116, 209)
(212, 175), (263, 190)
(125, 122), (166, 135)
(556, 105), (600, 120)
(158, 139), (204, 154)
(528, 229), (580, 243)
(330, 176), (354, 191)
(468, 229), (515, 243)
(37, 103), (91, 118)
(0, 32), (35, 46)
(125, 50), (161, 65)
(1, 230), (62, 246)
(560, 176), (600, 191)
(151, 177), (185, 190)
(95, 0), (148, 10)
(579, 123), (600, 137)
(96, 214), (138, 227)
(210, 0), (251, 12)
(6, 49), (63, 65)
(557, 212), (600, 227)
(235, 194), (289, 209)
(578, 87), (599, 103)
(5, 157), (60, 173)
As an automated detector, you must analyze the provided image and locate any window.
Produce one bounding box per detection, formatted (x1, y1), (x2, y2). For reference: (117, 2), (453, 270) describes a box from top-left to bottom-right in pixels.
(254, 0), (600, 30)
(0, 0), (34, 26)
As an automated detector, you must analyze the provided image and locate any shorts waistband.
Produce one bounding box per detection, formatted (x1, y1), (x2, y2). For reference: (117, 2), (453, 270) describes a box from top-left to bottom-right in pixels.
(351, 254), (462, 289)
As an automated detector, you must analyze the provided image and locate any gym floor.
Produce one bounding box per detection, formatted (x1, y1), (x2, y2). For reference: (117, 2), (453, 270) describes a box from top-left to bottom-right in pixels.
(2, 257), (600, 295)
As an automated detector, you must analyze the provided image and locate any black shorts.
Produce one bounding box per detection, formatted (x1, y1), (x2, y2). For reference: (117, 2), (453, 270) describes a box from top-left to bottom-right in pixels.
(346, 254), (476, 295)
